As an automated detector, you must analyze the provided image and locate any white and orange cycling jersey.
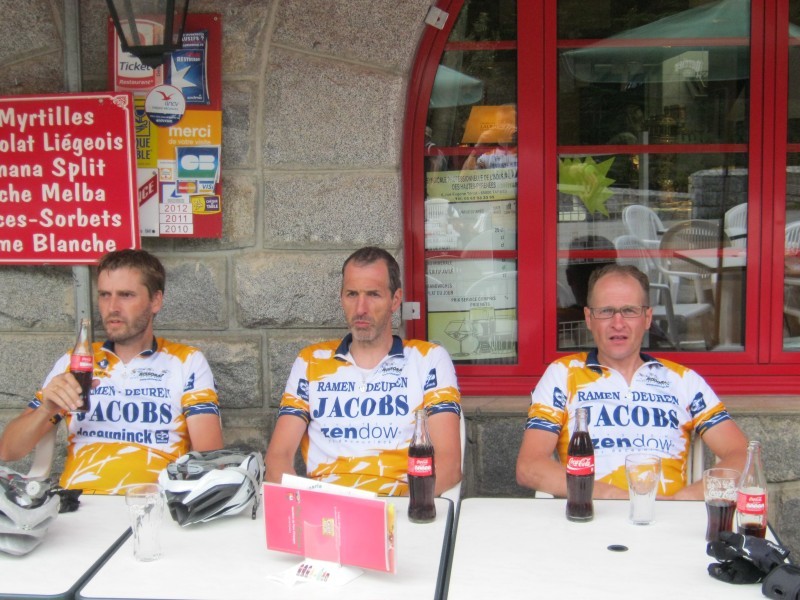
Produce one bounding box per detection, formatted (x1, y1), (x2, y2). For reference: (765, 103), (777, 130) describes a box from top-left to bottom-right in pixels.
(279, 334), (461, 496)
(31, 338), (220, 494)
(526, 350), (732, 496)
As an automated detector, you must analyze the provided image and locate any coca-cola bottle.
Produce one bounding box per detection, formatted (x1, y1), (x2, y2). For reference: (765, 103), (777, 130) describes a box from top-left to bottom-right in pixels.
(69, 317), (93, 413)
(407, 408), (436, 523)
(736, 440), (767, 538)
(566, 407), (594, 522)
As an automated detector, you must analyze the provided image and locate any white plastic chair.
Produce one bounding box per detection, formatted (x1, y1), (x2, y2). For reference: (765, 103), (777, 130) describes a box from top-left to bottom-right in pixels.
(557, 280), (574, 308)
(657, 220), (730, 312)
(688, 433), (706, 484)
(441, 413), (466, 506)
(784, 221), (800, 322)
(786, 221), (800, 251)
(615, 234), (713, 349)
(623, 204), (666, 250)
(26, 427), (57, 479)
(724, 203), (748, 248)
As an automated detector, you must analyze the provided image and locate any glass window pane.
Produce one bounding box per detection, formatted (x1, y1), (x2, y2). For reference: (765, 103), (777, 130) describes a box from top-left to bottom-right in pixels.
(426, 259), (518, 364)
(559, 46), (749, 146)
(786, 156), (800, 349)
(556, 1), (749, 40)
(449, 0), (518, 43)
(556, 152), (747, 351)
(428, 49), (517, 151)
(783, 2), (800, 350)
(558, 0), (750, 147)
(423, 0), (519, 365)
(556, 1), (749, 353)
(788, 14), (800, 144)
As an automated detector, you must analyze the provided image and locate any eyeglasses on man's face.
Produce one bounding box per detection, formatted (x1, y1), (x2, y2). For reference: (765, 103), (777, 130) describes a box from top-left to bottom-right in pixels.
(588, 305), (650, 319)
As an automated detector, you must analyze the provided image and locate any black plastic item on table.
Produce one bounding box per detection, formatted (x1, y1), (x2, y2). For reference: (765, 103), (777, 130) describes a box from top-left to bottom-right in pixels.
(53, 487), (83, 513)
(706, 531), (791, 584)
(763, 564), (800, 600)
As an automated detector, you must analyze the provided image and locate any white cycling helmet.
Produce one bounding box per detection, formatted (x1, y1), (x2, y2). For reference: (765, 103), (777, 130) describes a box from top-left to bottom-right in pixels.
(0, 468), (60, 556)
(158, 449), (265, 526)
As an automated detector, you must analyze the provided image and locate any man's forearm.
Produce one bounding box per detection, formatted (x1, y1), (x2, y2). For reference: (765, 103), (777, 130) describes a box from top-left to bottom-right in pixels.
(516, 456), (570, 497)
(264, 455), (296, 484)
(264, 433), (301, 484)
(0, 409), (56, 462)
(434, 458), (461, 496)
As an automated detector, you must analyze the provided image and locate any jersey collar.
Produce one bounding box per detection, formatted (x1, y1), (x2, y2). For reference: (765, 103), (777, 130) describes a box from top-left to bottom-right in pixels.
(101, 337), (159, 358)
(335, 334), (404, 361)
(585, 348), (661, 374)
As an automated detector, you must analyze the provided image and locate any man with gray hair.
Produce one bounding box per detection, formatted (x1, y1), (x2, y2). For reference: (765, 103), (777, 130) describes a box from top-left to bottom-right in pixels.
(517, 263), (747, 500)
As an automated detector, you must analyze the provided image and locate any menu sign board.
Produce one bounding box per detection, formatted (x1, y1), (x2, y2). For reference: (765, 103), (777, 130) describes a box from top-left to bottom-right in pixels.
(0, 92), (139, 265)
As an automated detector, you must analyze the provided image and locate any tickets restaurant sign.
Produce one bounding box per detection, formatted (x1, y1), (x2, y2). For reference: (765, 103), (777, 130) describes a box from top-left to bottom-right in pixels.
(0, 92), (139, 265)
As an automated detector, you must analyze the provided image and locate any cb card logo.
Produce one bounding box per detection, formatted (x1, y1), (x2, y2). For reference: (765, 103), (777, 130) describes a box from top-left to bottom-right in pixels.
(177, 146), (220, 182)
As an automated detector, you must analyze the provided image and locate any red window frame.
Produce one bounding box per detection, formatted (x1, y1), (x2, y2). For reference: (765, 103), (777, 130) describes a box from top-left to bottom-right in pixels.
(402, 0), (800, 396)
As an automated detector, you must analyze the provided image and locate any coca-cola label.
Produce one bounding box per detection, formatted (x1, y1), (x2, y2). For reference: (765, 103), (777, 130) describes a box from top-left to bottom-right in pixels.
(566, 455), (595, 476)
(408, 456), (433, 477)
(70, 353), (93, 373)
(737, 491), (767, 515)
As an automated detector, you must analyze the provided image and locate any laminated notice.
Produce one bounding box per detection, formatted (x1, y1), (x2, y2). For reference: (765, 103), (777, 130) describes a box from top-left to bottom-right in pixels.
(169, 30), (210, 105)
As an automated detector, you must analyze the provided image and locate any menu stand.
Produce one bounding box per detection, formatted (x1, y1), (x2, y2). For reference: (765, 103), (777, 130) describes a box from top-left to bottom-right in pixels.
(268, 519), (365, 586)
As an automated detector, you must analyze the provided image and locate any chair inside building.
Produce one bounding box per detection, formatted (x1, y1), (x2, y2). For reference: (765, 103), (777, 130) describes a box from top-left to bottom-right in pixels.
(623, 204), (666, 250)
(784, 221), (800, 336)
(614, 234), (712, 350)
(724, 203), (748, 248)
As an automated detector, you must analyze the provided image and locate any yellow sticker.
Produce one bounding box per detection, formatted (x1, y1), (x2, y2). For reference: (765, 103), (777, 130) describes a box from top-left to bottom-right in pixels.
(321, 517), (335, 537)
(190, 194), (221, 214)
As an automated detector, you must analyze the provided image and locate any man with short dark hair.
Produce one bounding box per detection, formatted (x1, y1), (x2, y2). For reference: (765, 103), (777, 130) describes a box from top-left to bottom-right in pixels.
(266, 246), (462, 496)
(0, 249), (223, 494)
(517, 263), (747, 500)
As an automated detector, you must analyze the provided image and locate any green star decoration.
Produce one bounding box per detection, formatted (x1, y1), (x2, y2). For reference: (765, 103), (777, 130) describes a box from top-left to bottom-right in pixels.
(558, 156), (616, 216)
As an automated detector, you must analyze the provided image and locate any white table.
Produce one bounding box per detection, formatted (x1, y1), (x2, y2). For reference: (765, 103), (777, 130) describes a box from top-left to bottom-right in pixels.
(78, 497), (452, 600)
(447, 498), (779, 600)
(0, 495), (130, 600)
(673, 248), (747, 272)
(673, 248), (747, 348)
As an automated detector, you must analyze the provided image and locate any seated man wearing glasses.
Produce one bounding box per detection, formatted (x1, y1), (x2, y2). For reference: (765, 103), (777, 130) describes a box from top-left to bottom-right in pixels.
(516, 264), (747, 500)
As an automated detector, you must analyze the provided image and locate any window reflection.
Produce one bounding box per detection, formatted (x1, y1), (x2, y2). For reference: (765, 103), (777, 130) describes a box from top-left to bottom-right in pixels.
(424, 1), (519, 365)
(556, 155), (748, 351)
(784, 0), (800, 349)
(426, 259), (518, 364)
(556, 0), (750, 352)
(784, 158), (800, 348)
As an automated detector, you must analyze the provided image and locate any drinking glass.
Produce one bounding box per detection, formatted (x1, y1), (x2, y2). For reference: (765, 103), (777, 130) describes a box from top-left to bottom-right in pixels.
(125, 483), (164, 561)
(703, 468), (740, 542)
(625, 454), (661, 525)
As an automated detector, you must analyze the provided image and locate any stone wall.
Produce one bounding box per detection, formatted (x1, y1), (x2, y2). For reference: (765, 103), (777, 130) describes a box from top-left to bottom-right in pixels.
(0, 0), (426, 451)
(1, 0), (799, 560)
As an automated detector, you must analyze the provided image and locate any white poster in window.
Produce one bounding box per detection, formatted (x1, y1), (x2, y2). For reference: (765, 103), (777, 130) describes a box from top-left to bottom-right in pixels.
(426, 167), (517, 203)
(426, 259), (517, 362)
(425, 197), (517, 251)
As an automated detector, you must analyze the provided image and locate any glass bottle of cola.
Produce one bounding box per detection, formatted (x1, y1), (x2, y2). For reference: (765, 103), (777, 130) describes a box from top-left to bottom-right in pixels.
(736, 440), (767, 538)
(408, 408), (436, 523)
(69, 317), (93, 413)
(566, 407), (594, 522)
